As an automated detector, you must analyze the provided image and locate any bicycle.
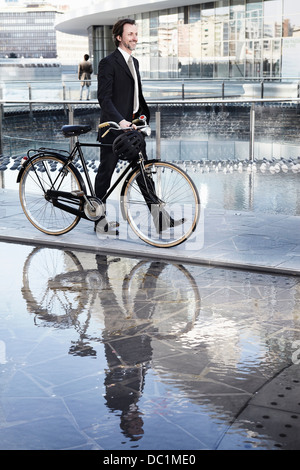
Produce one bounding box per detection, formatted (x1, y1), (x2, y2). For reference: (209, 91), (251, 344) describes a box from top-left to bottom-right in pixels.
(17, 118), (200, 248)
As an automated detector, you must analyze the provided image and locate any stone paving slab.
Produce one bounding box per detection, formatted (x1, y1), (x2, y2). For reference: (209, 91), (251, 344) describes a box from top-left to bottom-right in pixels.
(0, 188), (300, 275)
(217, 364), (300, 450)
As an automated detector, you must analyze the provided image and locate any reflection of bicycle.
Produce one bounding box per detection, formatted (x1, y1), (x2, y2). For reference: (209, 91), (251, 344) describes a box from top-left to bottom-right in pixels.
(22, 247), (201, 345)
(22, 248), (90, 328)
(17, 118), (200, 248)
(122, 260), (201, 339)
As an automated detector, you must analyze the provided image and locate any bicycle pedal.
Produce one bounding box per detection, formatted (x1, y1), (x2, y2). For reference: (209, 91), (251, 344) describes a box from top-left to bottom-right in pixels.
(71, 190), (85, 197)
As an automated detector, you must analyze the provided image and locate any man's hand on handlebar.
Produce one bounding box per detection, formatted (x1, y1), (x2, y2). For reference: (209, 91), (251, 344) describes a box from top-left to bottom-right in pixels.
(119, 119), (137, 129)
(98, 116), (150, 138)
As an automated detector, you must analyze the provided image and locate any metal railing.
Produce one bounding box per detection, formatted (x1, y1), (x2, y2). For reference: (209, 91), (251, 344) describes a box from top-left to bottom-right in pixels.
(1, 96), (300, 160)
(2, 76), (300, 101)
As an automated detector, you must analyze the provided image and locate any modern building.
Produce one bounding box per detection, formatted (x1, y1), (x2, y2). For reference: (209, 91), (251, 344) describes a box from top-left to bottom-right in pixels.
(55, 0), (300, 80)
(0, 3), (62, 59)
(0, 2), (88, 70)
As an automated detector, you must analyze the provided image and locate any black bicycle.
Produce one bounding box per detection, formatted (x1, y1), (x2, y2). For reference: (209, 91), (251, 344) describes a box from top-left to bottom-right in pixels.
(17, 119), (200, 248)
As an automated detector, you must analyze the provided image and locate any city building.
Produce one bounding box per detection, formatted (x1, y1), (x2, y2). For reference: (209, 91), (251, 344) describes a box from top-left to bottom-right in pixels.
(0, 1), (88, 71)
(55, 0), (300, 79)
(0, 3), (61, 59)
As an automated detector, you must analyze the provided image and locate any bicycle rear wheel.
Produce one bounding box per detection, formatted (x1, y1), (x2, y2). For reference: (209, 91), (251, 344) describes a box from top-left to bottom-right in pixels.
(122, 160), (200, 248)
(19, 154), (84, 235)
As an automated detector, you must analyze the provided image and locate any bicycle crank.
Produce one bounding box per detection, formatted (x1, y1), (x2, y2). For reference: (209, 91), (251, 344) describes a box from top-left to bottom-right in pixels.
(83, 196), (104, 221)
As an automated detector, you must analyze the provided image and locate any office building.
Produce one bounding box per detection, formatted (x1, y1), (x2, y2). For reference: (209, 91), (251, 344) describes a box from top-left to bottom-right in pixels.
(0, 3), (62, 59)
(55, 0), (300, 79)
(0, 2), (88, 70)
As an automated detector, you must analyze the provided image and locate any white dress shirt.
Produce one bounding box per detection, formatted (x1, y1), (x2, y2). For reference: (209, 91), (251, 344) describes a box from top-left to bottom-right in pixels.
(118, 47), (139, 114)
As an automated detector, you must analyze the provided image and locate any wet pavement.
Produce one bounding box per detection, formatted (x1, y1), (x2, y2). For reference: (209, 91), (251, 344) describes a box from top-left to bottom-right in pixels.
(0, 187), (300, 276)
(0, 188), (300, 451)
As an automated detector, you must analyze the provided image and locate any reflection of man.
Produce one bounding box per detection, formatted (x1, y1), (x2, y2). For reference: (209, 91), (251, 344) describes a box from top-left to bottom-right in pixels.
(78, 54), (93, 100)
(96, 254), (154, 442)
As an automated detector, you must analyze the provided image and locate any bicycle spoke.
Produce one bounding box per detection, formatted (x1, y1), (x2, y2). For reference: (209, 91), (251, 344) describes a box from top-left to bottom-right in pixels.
(19, 155), (83, 235)
(123, 161), (200, 247)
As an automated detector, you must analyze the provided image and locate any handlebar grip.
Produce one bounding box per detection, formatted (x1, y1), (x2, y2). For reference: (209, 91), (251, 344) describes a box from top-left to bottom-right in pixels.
(132, 115), (147, 125)
(98, 122), (112, 138)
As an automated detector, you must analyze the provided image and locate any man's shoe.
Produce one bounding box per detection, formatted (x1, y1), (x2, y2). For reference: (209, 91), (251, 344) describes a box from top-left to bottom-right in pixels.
(169, 217), (186, 228)
(95, 218), (119, 236)
(94, 221), (119, 231)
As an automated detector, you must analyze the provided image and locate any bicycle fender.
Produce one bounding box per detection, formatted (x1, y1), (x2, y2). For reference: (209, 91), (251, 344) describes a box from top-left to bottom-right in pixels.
(16, 159), (37, 183)
(17, 150), (70, 183)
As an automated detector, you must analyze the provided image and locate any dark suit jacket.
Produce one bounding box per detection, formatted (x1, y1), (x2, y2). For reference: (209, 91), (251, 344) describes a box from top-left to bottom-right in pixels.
(97, 49), (150, 126)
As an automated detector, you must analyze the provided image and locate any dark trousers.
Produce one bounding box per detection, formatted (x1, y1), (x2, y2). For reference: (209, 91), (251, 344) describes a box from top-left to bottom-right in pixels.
(95, 145), (119, 201)
(95, 137), (149, 202)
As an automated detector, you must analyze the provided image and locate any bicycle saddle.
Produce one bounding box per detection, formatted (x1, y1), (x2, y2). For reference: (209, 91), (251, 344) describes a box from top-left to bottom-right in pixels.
(61, 125), (92, 137)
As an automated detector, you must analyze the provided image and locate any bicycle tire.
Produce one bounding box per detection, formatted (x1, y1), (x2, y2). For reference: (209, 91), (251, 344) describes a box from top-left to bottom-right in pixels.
(22, 247), (87, 323)
(121, 160), (200, 248)
(122, 260), (201, 338)
(19, 154), (85, 235)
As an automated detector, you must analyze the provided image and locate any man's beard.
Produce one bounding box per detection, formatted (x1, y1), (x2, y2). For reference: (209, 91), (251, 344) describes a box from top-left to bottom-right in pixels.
(124, 41), (137, 51)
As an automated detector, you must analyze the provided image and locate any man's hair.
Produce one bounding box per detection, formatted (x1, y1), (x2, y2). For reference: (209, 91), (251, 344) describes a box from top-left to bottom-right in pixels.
(112, 19), (136, 47)
(84, 54), (89, 61)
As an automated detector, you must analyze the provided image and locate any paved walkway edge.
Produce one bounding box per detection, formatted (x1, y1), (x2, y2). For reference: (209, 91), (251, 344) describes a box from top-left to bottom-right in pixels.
(0, 231), (299, 277)
(1, 189), (299, 277)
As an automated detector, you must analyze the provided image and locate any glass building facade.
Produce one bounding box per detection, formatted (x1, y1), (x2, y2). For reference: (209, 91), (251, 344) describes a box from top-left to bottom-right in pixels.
(90, 0), (300, 79)
(0, 6), (61, 59)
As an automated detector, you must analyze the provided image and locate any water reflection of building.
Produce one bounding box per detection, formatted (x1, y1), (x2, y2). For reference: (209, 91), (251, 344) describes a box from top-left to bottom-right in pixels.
(55, 0), (300, 79)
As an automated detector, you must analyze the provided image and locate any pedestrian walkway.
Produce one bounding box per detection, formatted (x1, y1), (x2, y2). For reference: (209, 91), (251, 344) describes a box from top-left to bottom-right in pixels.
(0, 188), (299, 276)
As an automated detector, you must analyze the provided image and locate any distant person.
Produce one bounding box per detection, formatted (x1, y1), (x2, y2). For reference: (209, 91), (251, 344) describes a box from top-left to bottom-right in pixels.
(78, 54), (93, 100)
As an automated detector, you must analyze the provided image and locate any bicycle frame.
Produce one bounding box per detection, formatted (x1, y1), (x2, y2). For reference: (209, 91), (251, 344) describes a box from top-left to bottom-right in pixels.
(76, 141), (139, 204)
(17, 137), (145, 221)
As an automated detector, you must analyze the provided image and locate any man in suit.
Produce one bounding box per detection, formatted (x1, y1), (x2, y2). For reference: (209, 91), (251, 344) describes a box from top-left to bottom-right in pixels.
(95, 19), (150, 235)
(95, 18), (184, 236)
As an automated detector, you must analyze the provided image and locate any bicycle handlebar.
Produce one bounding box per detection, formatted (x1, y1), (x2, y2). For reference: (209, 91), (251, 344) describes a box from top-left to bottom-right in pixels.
(98, 116), (151, 138)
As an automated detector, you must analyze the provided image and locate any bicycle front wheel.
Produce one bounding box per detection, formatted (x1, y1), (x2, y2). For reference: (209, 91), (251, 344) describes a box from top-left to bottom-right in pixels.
(19, 154), (84, 235)
(122, 161), (200, 248)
